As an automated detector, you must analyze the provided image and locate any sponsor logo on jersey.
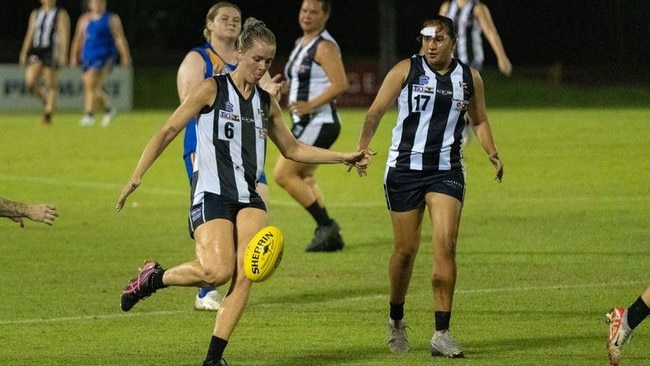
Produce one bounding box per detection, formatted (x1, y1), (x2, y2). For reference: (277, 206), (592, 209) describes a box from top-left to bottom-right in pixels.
(294, 64), (310, 75)
(412, 85), (435, 94)
(257, 127), (268, 140)
(453, 98), (470, 111)
(219, 110), (240, 122)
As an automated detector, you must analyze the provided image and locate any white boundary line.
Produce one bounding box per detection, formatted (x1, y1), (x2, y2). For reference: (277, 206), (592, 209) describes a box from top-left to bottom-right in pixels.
(0, 310), (184, 326)
(0, 174), (384, 207)
(0, 281), (644, 326)
(1, 174), (648, 205)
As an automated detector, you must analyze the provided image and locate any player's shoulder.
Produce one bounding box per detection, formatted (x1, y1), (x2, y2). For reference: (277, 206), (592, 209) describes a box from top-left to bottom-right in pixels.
(315, 36), (341, 57)
(108, 12), (123, 22)
(473, 1), (490, 15)
(78, 11), (92, 22)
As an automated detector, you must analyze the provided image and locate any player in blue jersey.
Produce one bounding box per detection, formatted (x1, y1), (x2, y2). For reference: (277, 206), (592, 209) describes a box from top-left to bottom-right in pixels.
(19, 0), (70, 125)
(70, 0), (131, 127)
(177, 2), (281, 311)
(355, 16), (503, 358)
(117, 18), (367, 366)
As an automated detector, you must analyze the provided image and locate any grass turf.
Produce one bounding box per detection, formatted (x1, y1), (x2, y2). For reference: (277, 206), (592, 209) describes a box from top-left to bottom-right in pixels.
(0, 107), (649, 365)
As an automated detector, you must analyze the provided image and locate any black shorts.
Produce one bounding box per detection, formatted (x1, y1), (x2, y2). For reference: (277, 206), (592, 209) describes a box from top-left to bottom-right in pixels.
(28, 47), (58, 68)
(188, 192), (266, 238)
(383, 168), (466, 212)
(292, 121), (340, 148)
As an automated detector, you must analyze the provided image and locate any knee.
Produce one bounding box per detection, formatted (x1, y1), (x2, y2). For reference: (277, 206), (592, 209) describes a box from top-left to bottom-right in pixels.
(43, 80), (57, 91)
(201, 265), (233, 287)
(26, 80), (38, 93)
(304, 176), (316, 189)
(392, 247), (417, 267)
(273, 168), (289, 188)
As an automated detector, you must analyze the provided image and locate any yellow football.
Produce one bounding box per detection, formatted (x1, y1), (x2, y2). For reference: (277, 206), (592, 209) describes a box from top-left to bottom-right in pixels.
(244, 226), (284, 282)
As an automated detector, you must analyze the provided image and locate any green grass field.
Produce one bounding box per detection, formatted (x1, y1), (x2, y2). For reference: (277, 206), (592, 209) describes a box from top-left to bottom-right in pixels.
(1, 107), (649, 365)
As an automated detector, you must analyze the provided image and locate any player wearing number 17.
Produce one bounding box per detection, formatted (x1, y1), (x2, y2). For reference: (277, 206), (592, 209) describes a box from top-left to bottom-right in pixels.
(354, 16), (503, 358)
(115, 18), (366, 366)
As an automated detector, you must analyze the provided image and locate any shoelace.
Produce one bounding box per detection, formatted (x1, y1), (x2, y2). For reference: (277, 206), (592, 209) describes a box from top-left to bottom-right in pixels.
(123, 263), (157, 295)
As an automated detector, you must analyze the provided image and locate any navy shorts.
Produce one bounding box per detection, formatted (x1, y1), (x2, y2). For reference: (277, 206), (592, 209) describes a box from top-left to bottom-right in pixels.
(188, 192), (266, 238)
(383, 168), (466, 212)
(27, 47), (58, 68)
(292, 121), (340, 148)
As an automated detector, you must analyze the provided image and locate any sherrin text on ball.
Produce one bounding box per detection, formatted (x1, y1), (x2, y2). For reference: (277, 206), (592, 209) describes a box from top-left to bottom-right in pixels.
(244, 226), (284, 282)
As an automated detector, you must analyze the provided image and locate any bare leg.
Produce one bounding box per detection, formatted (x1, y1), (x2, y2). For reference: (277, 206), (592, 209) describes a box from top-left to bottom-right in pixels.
(274, 156), (321, 208)
(25, 62), (46, 107)
(212, 208), (267, 340)
(388, 207), (424, 303)
(274, 156), (341, 251)
(163, 219), (237, 287)
(82, 69), (98, 115)
(82, 66), (111, 115)
(425, 192), (462, 312)
(41, 67), (58, 123)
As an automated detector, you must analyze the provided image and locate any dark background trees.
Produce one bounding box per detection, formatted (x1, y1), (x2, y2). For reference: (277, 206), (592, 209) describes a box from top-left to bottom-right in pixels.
(2, 0), (648, 83)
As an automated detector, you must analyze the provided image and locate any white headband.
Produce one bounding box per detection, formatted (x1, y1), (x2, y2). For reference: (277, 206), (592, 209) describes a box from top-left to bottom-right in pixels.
(420, 27), (437, 37)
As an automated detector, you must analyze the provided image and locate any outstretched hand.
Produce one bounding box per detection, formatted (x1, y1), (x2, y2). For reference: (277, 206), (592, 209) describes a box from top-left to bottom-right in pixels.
(10, 204), (59, 228)
(342, 150), (364, 168)
(346, 148), (377, 177)
(116, 178), (141, 211)
(489, 153), (504, 183)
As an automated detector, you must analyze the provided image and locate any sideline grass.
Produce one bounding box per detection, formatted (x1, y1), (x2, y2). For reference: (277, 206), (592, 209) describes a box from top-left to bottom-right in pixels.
(1, 108), (649, 365)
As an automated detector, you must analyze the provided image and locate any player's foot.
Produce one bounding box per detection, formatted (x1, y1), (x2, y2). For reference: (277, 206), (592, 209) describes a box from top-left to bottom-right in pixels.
(329, 232), (345, 251)
(194, 289), (222, 311)
(120, 261), (164, 311)
(203, 358), (228, 366)
(80, 114), (95, 126)
(305, 220), (344, 252)
(430, 330), (464, 358)
(41, 112), (52, 125)
(606, 307), (633, 366)
(387, 319), (409, 353)
(101, 107), (117, 127)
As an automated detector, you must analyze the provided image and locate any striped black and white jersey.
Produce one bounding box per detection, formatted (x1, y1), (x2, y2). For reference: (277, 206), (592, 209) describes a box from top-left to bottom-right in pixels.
(32, 7), (61, 51)
(191, 74), (271, 205)
(388, 55), (473, 172)
(284, 30), (341, 127)
(445, 0), (484, 69)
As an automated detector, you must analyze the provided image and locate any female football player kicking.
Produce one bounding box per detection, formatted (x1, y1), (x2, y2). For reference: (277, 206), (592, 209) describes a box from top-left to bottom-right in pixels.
(116, 18), (367, 366)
